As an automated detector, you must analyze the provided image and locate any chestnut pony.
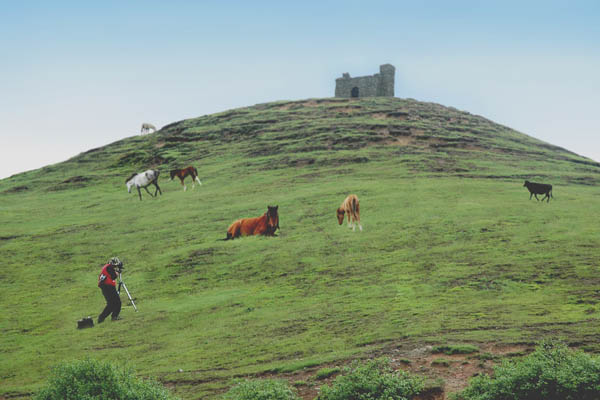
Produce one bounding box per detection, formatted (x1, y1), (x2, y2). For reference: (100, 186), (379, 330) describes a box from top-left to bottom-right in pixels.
(223, 206), (279, 240)
(169, 166), (202, 191)
(337, 194), (362, 231)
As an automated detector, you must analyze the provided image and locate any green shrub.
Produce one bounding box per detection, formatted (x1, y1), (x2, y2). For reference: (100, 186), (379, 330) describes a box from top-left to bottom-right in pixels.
(223, 379), (300, 400)
(316, 358), (424, 400)
(315, 367), (341, 380)
(431, 358), (451, 367)
(34, 358), (178, 400)
(455, 341), (600, 400)
(432, 344), (479, 355)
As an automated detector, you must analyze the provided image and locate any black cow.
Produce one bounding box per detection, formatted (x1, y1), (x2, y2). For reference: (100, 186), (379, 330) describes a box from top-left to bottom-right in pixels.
(523, 180), (553, 202)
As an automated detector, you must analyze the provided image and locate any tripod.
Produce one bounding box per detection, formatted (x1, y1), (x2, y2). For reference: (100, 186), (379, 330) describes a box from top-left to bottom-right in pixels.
(117, 272), (138, 312)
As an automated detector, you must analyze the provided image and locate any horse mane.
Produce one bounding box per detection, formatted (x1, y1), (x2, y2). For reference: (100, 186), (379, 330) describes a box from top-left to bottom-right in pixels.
(125, 172), (138, 183)
(266, 206), (279, 232)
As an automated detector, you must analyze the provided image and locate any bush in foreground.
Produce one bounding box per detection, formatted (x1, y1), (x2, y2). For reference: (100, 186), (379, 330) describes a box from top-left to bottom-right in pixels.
(34, 358), (178, 400)
(223, 379), (300, 400)
(455, 341), (600, 400)
(316, 358), (424, 400)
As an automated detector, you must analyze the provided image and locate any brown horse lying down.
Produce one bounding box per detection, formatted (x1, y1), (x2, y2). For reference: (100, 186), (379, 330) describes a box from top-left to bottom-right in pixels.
(223, 205), (279, 240)
(337, 194), (362, 231)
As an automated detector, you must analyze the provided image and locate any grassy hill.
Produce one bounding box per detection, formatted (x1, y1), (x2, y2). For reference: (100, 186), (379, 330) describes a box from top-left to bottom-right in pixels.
(1, 97), (599, 399)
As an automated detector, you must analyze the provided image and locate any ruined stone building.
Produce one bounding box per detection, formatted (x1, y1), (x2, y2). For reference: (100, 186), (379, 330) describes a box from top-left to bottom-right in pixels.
(335, 64), (395, 98)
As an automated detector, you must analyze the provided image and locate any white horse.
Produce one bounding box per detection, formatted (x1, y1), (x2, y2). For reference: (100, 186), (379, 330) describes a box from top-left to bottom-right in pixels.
(125, 170), (162, 200)
(140, 123), (157, 134)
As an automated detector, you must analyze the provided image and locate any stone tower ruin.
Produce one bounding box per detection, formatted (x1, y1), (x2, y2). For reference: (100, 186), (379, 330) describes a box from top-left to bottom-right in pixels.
(335, 64), (395, 98)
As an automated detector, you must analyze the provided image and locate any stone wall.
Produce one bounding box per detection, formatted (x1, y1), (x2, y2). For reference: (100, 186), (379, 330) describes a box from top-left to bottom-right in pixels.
(335, 64), (395, 98)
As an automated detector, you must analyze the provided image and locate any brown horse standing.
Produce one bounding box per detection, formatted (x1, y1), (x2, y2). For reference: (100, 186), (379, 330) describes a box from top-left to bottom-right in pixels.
(337, 194), (362, 231)
(169, 166), (202, 191)
(223, 206), (279, 240)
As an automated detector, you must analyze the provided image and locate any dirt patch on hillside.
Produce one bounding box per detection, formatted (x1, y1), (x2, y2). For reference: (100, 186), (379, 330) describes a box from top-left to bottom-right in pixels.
(330, 106), (360, 114)
(371, 111), (410, 120)
(276, 99), (347, 110)
(61, 175), (90, 184)
(275, 100), (321, 110)
(2, 185), (29, 194)
(46, 176), (92, 191)
(275, 102), (295, 110)
(0, 392), (33, 399)
(372, 113), (389, 120)
(384, 137), (415, 147)
(373, 131), (488, 153)
(388, 343), (530, 398)
(0, 235), (21, 241)
(204, 342), (533, 400)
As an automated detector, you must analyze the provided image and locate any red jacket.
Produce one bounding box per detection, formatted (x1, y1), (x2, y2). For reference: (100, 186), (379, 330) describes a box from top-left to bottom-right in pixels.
(98, 264), (117, 287)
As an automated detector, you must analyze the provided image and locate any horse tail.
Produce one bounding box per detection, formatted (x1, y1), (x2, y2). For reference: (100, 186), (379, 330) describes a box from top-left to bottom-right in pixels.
(352, 196), (357, 216)
(224, 220), (241, 240)
(125, 172), (137, 183)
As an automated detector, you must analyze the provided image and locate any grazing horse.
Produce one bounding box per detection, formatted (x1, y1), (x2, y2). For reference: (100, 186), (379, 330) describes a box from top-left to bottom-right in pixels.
(223, 206), (279, 240)
(140, 123), (157, 134)
(125, 170), (162, 200)
(337, 194), (362, 231)
(169, 166), (202, 191)
(523, 180), (553, 202)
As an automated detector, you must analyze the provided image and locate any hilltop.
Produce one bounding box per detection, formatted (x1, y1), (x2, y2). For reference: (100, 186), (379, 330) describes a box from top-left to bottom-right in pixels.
(4, 97), (599, 191)
(1, 97), (599, 399)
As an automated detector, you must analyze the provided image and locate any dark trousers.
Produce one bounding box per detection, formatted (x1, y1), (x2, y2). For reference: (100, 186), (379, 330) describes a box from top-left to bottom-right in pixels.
(98, 284), (121, 322)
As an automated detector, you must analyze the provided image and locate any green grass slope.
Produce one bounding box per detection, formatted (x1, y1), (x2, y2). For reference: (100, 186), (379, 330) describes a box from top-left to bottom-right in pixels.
(1, 97), (599, 399)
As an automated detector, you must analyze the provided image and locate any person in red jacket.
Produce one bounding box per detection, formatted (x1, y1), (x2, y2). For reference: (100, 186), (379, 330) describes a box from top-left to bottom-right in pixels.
(98, 257), (122, 323)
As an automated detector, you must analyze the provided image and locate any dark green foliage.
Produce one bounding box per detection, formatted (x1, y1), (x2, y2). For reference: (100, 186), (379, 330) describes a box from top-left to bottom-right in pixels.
(315, 367), (341, 380)
(316, 358), (424, 400)
(432, 344), (479, 355)
(223, 379), (300, 400)
(431, 358), (451, 367)
(455, 341), (600, 400)
(116, 150), (152, 167)
(34, 359), (177, 400)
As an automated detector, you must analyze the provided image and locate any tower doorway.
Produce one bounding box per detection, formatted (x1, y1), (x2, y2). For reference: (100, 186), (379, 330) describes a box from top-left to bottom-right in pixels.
(351, 87), (359, 98)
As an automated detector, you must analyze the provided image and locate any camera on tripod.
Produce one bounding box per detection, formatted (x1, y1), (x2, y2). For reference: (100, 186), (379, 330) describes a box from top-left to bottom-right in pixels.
(110, 257), (124, 271)
(108, 256), (137, 311)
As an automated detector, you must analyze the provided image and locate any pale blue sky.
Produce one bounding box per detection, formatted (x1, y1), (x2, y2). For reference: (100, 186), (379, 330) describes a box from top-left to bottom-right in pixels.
(1, 1), (599, 179)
